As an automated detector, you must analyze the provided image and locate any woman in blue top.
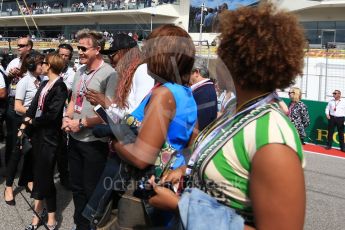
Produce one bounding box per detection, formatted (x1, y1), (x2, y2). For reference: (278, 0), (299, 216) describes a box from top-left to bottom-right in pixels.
(111, 24), (197, 171)
(81, 25), (196, 228)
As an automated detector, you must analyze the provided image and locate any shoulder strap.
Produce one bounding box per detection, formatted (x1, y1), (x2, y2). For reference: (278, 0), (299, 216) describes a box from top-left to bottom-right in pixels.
(0, 68), (9, 89)
(194, 103), (276, 181)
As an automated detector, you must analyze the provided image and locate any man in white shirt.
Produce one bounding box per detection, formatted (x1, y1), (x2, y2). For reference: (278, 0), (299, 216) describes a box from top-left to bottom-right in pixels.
(0, 63), (7, 143)
(6, 37), (33, 81)
(5, 36), (33, 166)
(57, 43), (75, 91)
(325, 89), (345, 152)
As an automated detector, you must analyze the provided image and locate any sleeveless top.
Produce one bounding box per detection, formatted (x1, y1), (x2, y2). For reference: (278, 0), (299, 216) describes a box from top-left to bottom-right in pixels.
(130, 82), (197, 171)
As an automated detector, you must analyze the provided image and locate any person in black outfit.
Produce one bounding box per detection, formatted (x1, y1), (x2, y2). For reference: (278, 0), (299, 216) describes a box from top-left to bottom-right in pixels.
(4, 50), (44, 206)
(325, 90), (345, 152)
(19, 53), (68, 230)
(0, 64), (7, 144)
(189, 62), (218, 131)
(5, 37), (33, 166)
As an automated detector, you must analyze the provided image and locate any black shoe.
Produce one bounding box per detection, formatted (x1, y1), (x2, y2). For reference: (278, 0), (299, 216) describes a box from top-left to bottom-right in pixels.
(325, 146), (331, 150)
(24, 224), (39, 230)
(25, 209), (47, 230)
(4, 188), (15, 206)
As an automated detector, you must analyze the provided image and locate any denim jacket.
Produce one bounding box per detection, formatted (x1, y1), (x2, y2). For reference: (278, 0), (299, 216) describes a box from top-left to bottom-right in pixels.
(177, 188), (244, 230)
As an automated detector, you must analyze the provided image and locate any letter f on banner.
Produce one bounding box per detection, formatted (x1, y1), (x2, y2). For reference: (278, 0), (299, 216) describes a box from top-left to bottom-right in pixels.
(316, 129), (328, 141)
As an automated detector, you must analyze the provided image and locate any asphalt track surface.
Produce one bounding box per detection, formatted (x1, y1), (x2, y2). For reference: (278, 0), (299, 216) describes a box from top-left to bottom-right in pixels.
(0, 142), (345, 229)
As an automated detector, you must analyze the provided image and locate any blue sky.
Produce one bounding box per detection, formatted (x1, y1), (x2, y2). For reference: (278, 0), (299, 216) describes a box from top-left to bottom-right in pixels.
(191, 0), (260, 10)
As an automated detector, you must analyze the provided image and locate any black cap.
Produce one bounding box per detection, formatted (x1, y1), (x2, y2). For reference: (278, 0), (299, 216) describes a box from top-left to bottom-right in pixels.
(100, 33), (137, 55)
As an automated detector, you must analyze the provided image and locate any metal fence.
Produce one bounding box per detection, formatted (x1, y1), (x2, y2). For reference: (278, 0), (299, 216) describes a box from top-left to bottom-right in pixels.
(279, 46), (345, 102)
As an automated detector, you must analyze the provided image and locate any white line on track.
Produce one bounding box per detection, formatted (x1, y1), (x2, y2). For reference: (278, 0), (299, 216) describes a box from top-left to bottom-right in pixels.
(304, 150), (345, 160)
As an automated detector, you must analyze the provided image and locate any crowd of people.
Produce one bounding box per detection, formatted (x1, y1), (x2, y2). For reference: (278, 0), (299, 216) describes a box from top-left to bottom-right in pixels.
(2, 0), (178, 16)
(0, 2), (334, 229)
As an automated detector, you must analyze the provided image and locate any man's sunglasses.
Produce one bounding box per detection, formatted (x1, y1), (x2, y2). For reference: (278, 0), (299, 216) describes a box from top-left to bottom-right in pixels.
(77, 46), (93, 52)
(17, 44), (28, 48)
(333, 92), (339, 95)
(41, 61), (48, 65)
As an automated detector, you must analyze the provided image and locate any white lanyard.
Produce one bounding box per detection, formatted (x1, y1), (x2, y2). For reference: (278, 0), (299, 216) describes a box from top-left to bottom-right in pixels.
(77, 60), (104, 95)
(38, 77), (59, 110)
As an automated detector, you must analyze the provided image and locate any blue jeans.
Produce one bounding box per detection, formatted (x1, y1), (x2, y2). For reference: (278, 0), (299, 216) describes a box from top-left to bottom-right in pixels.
(82, 155), (129, 226)
(177, 188), (244, 230)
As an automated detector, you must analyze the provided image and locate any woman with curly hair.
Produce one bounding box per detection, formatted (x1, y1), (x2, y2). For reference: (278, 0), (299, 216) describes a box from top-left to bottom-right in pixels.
(148, 3), (306, 230)
(288, 87), (310, 144)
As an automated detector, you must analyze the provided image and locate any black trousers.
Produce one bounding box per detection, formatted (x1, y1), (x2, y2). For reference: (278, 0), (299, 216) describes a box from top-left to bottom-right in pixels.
(5, 101), (27, 187)
(31, 131), (61, 213)
(5, 98), (22, 165)
(68, 137), (108, 230)
(56, 132), (69, 181)
(327, 115), (345, 150)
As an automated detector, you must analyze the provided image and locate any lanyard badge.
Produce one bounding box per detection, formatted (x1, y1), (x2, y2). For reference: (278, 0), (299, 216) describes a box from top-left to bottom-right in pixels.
(74, 61), (104, 114)
(74, 94), (84, 114)
(74, 73), (89, 114)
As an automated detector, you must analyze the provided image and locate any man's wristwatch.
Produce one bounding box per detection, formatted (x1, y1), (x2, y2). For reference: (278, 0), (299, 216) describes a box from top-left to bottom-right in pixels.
(79, 119), (85, 130)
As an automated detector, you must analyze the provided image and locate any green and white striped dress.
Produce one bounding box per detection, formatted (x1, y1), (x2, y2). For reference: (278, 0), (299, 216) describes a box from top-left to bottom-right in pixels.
(192, 103), (305, 221)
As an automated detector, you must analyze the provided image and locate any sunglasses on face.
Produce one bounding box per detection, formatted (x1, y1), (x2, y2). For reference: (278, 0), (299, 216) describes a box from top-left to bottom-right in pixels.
(41, 61), (48, 65)
(17, 44), (28, 48)
(77, 46), (93, 52)
(108, 51), (120, 60)
(333, 92), (339, 95)
(288, 92), (295, 95)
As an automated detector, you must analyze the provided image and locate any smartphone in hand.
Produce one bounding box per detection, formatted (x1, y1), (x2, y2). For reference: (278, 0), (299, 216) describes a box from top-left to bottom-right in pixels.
(94, 104), (109, 124)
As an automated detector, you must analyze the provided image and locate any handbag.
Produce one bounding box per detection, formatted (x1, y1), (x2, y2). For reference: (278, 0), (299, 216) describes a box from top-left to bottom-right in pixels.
(121, 114), (178, 179)
(16, 132), (32, 156)
(21, 134), (32, 155)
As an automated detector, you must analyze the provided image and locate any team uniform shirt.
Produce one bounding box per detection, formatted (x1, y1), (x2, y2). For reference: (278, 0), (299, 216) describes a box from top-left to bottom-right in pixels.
(60, 66), (75, 91)
(0, 65), (6, 89)
(5, 57), (21, 97)
(325, 99), (345, 117)
(5, 57), (21, 75)
(15, 71), (42, 115)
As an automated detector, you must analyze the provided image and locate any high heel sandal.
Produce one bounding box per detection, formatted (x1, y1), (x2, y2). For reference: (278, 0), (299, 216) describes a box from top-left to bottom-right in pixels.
(24, 224), (39, 230)
(46, 222), (58, 230)
(24, 209), (47, 230)
(3, 188), (15, 206)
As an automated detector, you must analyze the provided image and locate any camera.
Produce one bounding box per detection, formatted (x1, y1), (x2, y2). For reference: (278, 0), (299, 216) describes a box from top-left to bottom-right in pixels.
(133, 176), (175, 200)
